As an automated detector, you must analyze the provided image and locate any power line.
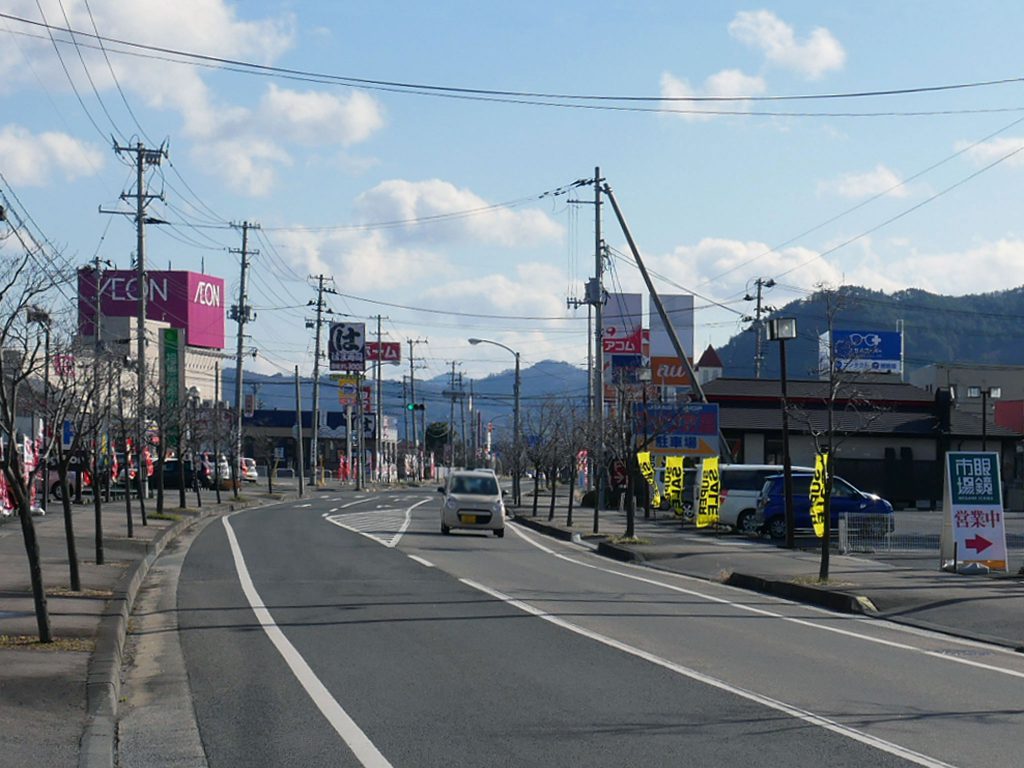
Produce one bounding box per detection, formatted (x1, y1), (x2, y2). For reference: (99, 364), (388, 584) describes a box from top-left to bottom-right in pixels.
(5, 14), (1024, 118)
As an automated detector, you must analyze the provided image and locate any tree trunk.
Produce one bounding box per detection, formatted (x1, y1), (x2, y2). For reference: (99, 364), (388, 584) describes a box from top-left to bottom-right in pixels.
(819, 460), (833, 582)
(531, 465), (540, 516)
(92, 447), (104, 565)
(547, 464), (557, 521)
(57, 466), (80, 592)
(10, 469), (52, 643)
(566, 465), (577, 527)
(625, 465), (636, 539)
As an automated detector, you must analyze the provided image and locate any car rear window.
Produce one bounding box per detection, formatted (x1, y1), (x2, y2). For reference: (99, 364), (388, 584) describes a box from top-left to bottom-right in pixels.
(723, 469), (774, 492)
(451, 476), (498, 495)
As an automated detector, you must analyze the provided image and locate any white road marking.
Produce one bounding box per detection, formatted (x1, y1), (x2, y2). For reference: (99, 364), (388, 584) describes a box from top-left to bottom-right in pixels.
(295, 503), (311, 508)
(407, 555), (435, 568)
(460, 576), (956, 768)
(325, 498), (431, 548)
(508, 522), (1024, 677)
(222, 515), (393, 768)
(329, 508), (338, 513)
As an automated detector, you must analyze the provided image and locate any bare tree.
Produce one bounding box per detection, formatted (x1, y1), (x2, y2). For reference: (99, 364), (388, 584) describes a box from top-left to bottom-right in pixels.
(0, 238), (59, 641)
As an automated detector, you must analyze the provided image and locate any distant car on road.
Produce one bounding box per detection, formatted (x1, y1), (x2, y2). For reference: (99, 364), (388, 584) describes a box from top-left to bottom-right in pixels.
(438, 469), (506, 538)
(757, 473), (894, 539)
(239, 457), (258, 483)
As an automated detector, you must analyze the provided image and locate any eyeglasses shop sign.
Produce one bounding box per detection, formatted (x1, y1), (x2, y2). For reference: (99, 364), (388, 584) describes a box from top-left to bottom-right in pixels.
(329, 322), (366, 372)
(819, 330), (903, 375)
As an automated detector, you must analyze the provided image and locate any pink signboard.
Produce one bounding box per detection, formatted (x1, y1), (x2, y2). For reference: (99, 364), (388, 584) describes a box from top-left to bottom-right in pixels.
(78, 268), (226, 349)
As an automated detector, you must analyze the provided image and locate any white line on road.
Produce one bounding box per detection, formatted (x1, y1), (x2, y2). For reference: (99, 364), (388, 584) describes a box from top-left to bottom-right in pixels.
(508, 522), (1024, 678)
(222, 516), (393, 768)
(295, 503), (311, 508)
(407, 555), (435, 568)
(325, 498), (431, 548)
(460, 576), (956, 768)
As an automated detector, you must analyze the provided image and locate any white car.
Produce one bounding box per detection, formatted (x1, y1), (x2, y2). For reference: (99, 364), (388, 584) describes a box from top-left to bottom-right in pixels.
(438, 470), (506, 537)
(239, 457), (258, 483)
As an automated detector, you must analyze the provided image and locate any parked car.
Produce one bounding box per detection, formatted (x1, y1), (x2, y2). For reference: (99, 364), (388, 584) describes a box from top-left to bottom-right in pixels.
(692, 463), (814, 534)
(239, 457), (258, 483)
(158, 458), (198, 490)
(438, 469), (506, 537)
(757, 473), (895, 539)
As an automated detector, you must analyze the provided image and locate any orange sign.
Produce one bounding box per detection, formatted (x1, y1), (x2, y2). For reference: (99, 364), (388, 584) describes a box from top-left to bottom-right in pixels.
(651, 356), (693, 387)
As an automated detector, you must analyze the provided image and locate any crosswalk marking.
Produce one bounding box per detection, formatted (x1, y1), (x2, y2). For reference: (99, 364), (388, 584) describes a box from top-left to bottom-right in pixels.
(325, 498), (431, 548)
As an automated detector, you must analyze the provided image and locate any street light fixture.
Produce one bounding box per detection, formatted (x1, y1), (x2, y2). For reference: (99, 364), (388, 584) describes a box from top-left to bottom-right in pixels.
(468, 337), (521, 507)
(28, 306), (51, 514)
(768, 317), (797, 549)
(967, 385), (1002, 452)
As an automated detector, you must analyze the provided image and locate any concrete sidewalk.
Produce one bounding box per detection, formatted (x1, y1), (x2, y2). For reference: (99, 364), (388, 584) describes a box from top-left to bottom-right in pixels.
(511, 498), (1024, 652)
(0, 483), (299, 768)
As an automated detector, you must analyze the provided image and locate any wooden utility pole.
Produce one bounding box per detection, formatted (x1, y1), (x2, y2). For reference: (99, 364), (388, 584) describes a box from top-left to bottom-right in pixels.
(230, 221), (258, 496)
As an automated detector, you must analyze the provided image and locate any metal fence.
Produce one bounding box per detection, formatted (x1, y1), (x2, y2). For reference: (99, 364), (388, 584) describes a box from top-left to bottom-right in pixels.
(839, 509), (1024, 572)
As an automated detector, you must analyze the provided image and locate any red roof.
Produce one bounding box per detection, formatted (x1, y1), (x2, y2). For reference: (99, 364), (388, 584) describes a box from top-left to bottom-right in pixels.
(696, 344), (723, 369)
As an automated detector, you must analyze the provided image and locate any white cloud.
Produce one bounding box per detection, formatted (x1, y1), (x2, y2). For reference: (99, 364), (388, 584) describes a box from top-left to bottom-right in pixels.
(259, 85), (385, 147)
(660, 69), (766, 121)
(354, 179), (563, 247)
(190, 138), (292, 197)
(0, 124), (104, 185)
(955, 136), (1024, 167)
(423, 262), (567, 317)
(729, 10), (845, 79)
(819, 164), (909, 199)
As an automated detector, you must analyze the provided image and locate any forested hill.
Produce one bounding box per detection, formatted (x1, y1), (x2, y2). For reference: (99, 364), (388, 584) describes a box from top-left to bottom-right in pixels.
(717, 285), (1024, 380)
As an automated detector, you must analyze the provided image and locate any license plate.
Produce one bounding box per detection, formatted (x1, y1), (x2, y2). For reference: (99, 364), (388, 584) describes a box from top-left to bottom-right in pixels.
(460, 514), (477, 524)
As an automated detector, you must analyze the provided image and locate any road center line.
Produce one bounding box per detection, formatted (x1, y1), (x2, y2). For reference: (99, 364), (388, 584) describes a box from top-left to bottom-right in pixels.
(222, 515), (393, 768)
(508, 521), (1024, 678)
(460, 576), (955, 768)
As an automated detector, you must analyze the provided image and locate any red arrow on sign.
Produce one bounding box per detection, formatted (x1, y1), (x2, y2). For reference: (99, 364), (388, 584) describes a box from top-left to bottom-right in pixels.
(965, 534), (993, 554)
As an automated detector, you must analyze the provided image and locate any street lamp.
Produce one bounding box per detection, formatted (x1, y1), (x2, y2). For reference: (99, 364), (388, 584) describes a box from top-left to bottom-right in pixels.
(967, 385), (1002, 452)
(768, 317), (797, 549)
(27, 306), (51, 513)
(468, 338), (521, 507)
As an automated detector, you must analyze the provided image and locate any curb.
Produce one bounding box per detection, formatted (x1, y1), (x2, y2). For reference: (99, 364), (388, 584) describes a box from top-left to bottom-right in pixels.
(77, 492), (298, 768)
(723, 572), (874, 615)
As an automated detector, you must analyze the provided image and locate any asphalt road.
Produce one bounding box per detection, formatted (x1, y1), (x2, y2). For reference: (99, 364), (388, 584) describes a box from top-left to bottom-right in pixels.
(127, 488), (1024, 767)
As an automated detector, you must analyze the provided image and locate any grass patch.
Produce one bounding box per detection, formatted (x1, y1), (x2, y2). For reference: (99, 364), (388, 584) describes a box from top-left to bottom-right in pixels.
(47, 587), (114, 598)
(610, 535), (652, 546)
(789, 575), (857, 588)
(149, 512), (184, 522)
(0, 634), (94, 652)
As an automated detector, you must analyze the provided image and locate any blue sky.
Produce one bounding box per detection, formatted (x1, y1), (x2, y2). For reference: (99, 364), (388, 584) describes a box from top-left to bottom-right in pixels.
(3, 1), (1024, 383)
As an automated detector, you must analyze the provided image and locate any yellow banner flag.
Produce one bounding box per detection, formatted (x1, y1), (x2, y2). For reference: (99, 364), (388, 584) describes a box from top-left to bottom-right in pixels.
(637, 451), (661, 509)
(697, 456), (720, 528)
(665, 456), (685, 517)
(809, 452), (829, 538)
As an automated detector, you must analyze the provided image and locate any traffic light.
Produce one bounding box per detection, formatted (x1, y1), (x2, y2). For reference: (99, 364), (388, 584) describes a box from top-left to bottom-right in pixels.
(406, 403), (425, 411)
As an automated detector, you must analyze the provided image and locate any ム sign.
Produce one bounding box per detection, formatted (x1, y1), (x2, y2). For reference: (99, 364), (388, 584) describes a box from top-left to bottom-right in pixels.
(366, 341), (401, 363)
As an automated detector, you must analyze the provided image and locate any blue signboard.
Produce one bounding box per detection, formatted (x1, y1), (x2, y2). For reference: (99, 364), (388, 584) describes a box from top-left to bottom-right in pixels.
(825, 330), (902, 374)
(634, 403), (719, 456)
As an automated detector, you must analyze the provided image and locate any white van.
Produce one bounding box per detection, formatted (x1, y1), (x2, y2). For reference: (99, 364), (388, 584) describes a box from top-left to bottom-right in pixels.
(693, 463), (814, 535)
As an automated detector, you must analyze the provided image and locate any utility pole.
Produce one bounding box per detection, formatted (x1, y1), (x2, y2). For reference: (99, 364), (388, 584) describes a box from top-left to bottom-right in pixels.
(374, 314), (387, 483)
(593, 167), (606, 533)
(307, 275), (335, 486)
(229, 221), (259, 496)
(407, 338), (427, 480)
(744, 278), (776, 379)
(447, 361), (459, 469)
(294, 365), (304, 497)
(89, 256), (111, 565)
(108, 140), (166, 519)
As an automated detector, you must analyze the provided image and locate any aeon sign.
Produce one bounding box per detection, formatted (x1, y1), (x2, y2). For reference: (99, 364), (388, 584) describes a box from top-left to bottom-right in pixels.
(77, 269), (226, 349)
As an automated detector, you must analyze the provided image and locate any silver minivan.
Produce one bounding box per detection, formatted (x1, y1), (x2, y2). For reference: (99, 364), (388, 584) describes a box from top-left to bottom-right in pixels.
(693, 462), (814, 534)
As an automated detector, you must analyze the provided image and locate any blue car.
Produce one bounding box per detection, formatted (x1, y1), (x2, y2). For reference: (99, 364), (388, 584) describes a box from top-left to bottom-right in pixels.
(757, 473), (894, 539)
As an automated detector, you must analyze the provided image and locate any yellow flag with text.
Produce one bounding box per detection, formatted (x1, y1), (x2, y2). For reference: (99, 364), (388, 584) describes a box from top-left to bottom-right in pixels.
(809, 452), (829, 538)
(697, 456), (720, 528)
(665, 456), (684, 517)
(637, 451), (661, 508)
